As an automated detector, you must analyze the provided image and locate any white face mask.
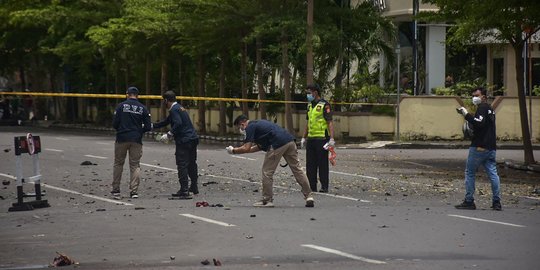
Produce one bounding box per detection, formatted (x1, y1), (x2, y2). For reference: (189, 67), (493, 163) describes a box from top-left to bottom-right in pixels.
(239, 128), (246, 136)
(472, 96), (482, 105)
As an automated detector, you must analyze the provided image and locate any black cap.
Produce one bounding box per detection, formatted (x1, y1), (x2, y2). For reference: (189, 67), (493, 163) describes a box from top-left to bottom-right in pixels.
(126, 86), (139, 95)
(233, 114), (249, 126)
(306, 83), (322, 94)
(162, 90), (176, 102)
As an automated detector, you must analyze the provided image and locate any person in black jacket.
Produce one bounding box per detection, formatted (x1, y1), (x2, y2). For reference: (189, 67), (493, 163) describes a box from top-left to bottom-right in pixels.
(112, 87), (152, 199)
(153, 91), (199, 199)
(455, 87), (501, 211)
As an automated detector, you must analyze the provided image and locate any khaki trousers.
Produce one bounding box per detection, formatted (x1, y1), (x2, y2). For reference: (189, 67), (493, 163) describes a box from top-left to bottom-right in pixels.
(112, 142), (142, 193)
(261, 141), (312, 202)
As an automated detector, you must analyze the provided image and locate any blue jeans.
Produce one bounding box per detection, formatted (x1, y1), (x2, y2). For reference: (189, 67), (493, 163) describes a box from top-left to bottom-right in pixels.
(464, 147), (501, 203)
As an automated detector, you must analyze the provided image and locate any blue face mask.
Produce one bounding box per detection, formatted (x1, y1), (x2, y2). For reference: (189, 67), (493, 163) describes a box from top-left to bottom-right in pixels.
(306, 94), (314, 102)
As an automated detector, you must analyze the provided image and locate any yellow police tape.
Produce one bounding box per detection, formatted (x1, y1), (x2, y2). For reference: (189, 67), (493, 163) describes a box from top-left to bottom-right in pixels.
(1, 91), (394, 106)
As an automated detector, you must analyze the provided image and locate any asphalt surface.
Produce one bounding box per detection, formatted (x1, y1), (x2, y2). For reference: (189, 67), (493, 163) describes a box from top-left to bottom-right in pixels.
(0, 126), (539, 270)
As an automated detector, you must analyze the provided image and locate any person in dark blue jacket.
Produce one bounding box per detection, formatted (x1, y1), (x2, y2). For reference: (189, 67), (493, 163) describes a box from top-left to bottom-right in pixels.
(226, 115), (314, 208)
(112, 86), (152, 199)
(153, 90), (199, 199)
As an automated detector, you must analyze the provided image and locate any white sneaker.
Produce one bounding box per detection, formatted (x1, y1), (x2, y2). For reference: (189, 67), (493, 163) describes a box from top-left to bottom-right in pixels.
(305, 196), (315, 207)
(253, 201), (274, 207)
(130, 193), (139, 199)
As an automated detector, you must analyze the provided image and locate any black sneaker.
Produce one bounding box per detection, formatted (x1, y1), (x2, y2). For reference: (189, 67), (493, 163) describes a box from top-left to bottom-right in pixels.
(318, 188), (328, 193)
(455, 201), (476, 210)
(189, 186), (199, 195)
(491, 201), (502, 211)
(171, 191), (192, 200)
(111, 190), (121, 199)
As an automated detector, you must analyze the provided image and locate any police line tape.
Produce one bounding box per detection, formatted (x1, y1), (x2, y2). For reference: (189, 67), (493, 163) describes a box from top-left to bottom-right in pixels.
(1, 91), (395, 106)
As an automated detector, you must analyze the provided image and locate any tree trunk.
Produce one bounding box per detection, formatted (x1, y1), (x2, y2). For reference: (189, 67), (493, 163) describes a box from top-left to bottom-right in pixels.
(219, 51), (227, 136)
(18, 66), (26, 91)
(306, 0), (314, 85)
(178, 58), (183, 106)
(282, 29), (294, 135)
(512, 43), (536, 165)
(160, 49), (168, 120)
(241, 41), (249, 116)
(197, 56), (206, 133)
(256, 37), (267, 119)
(145, 54), (151, 108)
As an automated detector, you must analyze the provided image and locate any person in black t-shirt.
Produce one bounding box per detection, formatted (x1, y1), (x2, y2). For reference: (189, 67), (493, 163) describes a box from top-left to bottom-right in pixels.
(455, 87), (501, 211)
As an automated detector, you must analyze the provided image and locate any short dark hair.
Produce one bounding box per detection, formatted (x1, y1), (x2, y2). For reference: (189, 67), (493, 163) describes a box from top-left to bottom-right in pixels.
(306, 83), (322, 94)
(233, 114), (249, 126)
(473, 87), (487, 96)
(126, 86), (139, 95)
(162, 90), (176, 102)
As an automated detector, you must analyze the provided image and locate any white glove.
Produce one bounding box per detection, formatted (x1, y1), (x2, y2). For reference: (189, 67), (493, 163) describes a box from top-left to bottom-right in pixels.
(300, 138), (306, 149)
(456, 107), (468, 116)
(328, 138), (335, 147)
(226, 146), (234, 154)
(159, 134), (170, 143)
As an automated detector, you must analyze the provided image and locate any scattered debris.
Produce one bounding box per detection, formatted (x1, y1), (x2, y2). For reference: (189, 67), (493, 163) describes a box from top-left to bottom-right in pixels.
(4, 148), (10, 152)
(245, 235), (253, 239)
(170, 256), (175, 260)
(378, 225), (388, 228)
(250, 214), (256, 218)
(80, 161), (96, 166)
(135, 207), (145, 210)
(384, 192), (392, 196)
(96, 209), (106, 212)
(2, 180), (9, 185)
(196, 201), (209, 207)
(213, 258), (222, 266)
(202, 181), (218, 186)
(50, 252), (77, 267)
(201, 259), (210, 265)
(310, 218), (316, 221)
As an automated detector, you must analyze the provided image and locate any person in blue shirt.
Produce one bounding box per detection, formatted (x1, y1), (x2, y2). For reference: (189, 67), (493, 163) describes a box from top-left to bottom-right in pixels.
(226, 115), (314, 208)
(153, 90), (199, 199)
(111, 86), (152, 199)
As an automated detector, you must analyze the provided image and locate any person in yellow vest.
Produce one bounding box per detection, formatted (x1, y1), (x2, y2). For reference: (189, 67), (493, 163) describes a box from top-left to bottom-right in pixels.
(301, 84), (335, 193)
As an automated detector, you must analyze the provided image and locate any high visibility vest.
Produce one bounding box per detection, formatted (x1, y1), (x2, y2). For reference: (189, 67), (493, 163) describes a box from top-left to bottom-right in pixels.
(307, 100), (328, 138)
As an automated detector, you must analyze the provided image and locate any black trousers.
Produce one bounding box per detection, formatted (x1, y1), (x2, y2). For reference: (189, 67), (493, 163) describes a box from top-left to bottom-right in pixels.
(175, 140), (198, 192)
(306, 138), (329, 192)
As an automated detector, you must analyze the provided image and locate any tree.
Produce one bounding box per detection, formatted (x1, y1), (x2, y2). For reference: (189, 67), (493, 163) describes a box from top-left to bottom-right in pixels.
(421, 0), (539, 165)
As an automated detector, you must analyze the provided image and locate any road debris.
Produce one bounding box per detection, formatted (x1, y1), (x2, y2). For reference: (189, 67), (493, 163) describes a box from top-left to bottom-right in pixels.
(80, 161), (96, 166)
(50, 252), (77, 267)
(201, 259), (210, 265)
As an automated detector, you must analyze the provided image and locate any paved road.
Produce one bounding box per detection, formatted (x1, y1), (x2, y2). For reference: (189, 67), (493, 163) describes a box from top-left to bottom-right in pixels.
(1, 127), (539, 270)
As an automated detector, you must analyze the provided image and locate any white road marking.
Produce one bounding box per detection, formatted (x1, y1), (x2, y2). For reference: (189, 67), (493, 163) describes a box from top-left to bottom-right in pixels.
(521, 196), (540, 201)
(139, 163), (370, 203)
(84, 154), (108, 159)
(231, 155), (257, 161)
(302, 244), (386, 264)
(96, 142), (111, 145)
(45, 148), (64, 152)
(42, 184), (134, 206)
(0, 173), (133, 206)
(0, 173), (16, 179)
(330, 170), (380, 180)
(448, 214), (525, 228)
(180, 213), (236, 227)
(205, 174), (369, 202)
(141, 163), (176, 172)
(54, 137), (69, 141)
(402, 161), (433, 168)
